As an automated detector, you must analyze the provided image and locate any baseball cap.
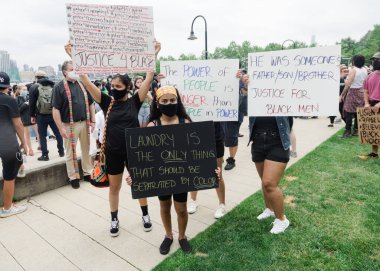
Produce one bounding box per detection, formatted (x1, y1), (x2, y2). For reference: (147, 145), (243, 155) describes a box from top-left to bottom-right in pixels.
(370, 52), (380, 60)
(0, 72), (10, 88)
(35, 70), (47, 77)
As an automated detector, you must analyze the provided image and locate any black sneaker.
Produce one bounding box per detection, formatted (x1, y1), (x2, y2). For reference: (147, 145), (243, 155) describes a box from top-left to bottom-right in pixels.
(224, 157), (236, 170)
(110, 219), (119, 237)
(142, 215), (152, 232)
(342, 130), (352, 138)
(38, 155), (49, 161)
(159, 236), (173, 255)
(70, 179), (80, 189)
(59, 152), (65, 157)
(179, 238), (192, 254)
(352, 129), (358, 136)
(83, 175), (92, 182)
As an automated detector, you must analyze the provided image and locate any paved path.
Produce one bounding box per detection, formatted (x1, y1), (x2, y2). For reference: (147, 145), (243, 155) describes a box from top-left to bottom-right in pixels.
(0, 117), (343, 271)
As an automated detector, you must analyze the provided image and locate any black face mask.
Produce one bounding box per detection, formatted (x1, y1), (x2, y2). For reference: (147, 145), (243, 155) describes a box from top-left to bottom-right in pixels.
(373, 61), (380, 71)
(159, 103), (178, 117)
(111, 88), (127, 100)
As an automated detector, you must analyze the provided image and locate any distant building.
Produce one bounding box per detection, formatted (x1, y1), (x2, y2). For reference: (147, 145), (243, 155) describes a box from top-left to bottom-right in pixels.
(0, 50), (20, 82)
(19, 71), (35, 83)
(23, 64), (30, 72)
(311, 35), (317, 46)
(38, 66), (56, 77)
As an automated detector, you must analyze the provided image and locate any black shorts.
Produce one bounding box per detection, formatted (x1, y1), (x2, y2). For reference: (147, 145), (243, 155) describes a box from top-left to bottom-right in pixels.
(158, 192), (188, 203)
(251, 131), (289, 163)
(216, 140), (224, 159)
(369, 100), (380, 106)
(105, 149), (128, 175)
(1, 149), (23, 180)
(221, 121), (241, 147)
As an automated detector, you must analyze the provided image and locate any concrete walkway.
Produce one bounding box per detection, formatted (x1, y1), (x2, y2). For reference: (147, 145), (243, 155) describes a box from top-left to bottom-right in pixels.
(0, 117), (343, 271)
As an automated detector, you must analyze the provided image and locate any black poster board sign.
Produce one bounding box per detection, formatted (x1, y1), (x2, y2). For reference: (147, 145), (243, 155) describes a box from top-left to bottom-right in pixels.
(126, 121), (218, 199)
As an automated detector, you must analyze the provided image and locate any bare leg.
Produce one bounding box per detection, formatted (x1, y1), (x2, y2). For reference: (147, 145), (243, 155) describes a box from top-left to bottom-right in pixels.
(174, 201), (188, 239)
(160, 199), (173, 238)
(138, 198), (147, 206)
(108, 173), (123, 212)
(255, 162), (272, 210)
(261, 160), (287, 220)
(228, 146), (238, 158)
(3, 180), (15, 209)
(24, 127), (33, 156)
(190, 191), (197, 201)
(290, 129), (297, 152)
(215, 157), (225, 204)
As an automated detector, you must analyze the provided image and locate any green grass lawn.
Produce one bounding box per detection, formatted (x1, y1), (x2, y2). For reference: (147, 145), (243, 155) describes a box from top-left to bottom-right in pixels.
(153, 130), (380, 271)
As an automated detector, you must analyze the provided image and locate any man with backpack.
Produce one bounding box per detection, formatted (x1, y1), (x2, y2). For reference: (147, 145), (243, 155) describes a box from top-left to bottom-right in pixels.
(29, 70), (64, 161)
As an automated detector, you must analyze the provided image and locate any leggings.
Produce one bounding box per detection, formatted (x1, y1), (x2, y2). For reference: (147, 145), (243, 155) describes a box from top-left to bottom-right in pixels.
(344, 112), (358, 131)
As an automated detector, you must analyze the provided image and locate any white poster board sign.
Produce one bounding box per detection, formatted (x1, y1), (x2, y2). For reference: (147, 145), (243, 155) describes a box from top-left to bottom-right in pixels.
(160, 59), (239, 122)
(248, 45), (341, 116)
(66, 3), (155, 74)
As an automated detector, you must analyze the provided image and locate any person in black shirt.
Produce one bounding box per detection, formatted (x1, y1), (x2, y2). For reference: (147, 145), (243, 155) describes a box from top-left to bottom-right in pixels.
(52, 60), (95, 189)
(0, 72), (28, 218)
(29, 71), (64, 161)
(65, 41), (161, 237)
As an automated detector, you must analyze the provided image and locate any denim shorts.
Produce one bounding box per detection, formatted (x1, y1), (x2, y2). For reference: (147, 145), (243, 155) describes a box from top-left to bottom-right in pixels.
(251, 130), (289, 163)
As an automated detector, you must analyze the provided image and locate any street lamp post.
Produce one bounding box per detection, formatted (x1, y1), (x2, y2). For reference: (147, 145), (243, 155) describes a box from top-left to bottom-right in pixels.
(281, 39), (296, 50)
(188, 15), (208, 60)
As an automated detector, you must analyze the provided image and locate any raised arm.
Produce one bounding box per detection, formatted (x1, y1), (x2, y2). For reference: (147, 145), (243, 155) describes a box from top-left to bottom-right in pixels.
(138, 41), (161, 102)
(64, 41), (102, 103)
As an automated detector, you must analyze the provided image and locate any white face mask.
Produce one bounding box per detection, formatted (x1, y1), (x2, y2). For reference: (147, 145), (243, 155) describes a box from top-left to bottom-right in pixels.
(67, 71), (80, 81)
(21, 90), (28, 97)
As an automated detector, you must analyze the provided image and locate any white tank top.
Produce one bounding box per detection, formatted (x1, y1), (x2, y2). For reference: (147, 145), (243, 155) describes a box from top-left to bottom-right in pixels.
(351, 67), (367, 88)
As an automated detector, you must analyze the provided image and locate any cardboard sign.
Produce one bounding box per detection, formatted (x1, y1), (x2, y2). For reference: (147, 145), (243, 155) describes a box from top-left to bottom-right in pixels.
(66, 3), (155, 74)
(248, 45), (341, 116)
(357, 107), (380, 145)
(160, 59), (240, 121)
(125, 121), (218, 199)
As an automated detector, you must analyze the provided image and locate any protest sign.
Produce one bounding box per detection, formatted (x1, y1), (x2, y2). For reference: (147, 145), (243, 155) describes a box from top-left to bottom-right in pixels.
(160, 59), (239, 121)
(66, 3), (155, 74)
(248, 45), (341, 116)
(357, 107), (380, 145)
(125, 121), (218, 199)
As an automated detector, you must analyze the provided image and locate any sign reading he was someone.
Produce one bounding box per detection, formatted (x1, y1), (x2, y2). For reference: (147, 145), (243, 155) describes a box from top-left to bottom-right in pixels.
(160, 60), (239, 121)
(66, 3), (155, 74)
(125, 121), (218, 199)
(248, 45), (341, 116)
(357, 107), (380, 145)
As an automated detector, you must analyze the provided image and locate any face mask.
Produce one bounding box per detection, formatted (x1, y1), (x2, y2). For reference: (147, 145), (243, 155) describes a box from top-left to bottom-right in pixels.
(111, 88), (127, 100)
(21, 90), (28, 98)
(67, 71), (80, 81)
(373, 61), (380, 71)
(158, 103), (178, 117)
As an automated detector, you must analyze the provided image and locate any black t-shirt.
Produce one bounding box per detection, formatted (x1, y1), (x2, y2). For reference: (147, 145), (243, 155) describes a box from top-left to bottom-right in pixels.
(0, 93), (20, 151)
(52, 80), (94, 123)
(252, 117), (278, 133)
(99, 92), (142, 153)
(214, 122), (223, 144)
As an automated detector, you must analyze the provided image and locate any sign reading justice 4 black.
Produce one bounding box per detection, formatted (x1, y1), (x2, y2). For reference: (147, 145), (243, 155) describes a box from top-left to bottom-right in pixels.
(125, 121), (218, 199)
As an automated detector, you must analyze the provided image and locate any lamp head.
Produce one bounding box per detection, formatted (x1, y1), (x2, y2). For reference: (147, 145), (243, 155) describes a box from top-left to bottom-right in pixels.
(188, 31), (197, 40)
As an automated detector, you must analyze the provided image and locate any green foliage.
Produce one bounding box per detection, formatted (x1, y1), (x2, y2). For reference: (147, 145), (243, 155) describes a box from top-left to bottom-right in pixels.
(340, 24), (380, 64)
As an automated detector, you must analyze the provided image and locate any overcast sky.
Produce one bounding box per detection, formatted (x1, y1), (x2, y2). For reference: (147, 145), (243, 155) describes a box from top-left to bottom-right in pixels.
(1, 0), (377, 71)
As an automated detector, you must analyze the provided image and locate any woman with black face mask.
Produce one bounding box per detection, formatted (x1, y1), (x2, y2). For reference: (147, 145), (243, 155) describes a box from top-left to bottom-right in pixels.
(126, 85), (220, 255)
(64, 41), (161, 237)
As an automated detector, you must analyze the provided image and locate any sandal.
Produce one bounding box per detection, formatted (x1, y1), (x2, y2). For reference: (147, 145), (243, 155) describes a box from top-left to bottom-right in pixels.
(358, 152), (379, 159)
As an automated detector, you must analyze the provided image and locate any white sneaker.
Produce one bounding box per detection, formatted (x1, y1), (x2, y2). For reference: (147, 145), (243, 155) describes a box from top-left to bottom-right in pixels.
(0, 204), (27, 218)
(142, 215), (152, 232)
(17, 169), (26, 178)
(257, 208), (275, 220)
(214, 204), (226, 219)
(187, 199), (198, 214)
(270, 216), (290, 234)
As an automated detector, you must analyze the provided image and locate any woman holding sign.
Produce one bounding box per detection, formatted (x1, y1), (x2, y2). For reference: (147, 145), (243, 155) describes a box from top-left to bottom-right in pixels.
(64, 41), (161, 237)
(243, 73), (291, 234)
(127, 85), (220, 255)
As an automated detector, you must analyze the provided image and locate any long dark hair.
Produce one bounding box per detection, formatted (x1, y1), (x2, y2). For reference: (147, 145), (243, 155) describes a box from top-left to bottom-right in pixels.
(111, 74), (131, 90)
(148, 88), (192, 123)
